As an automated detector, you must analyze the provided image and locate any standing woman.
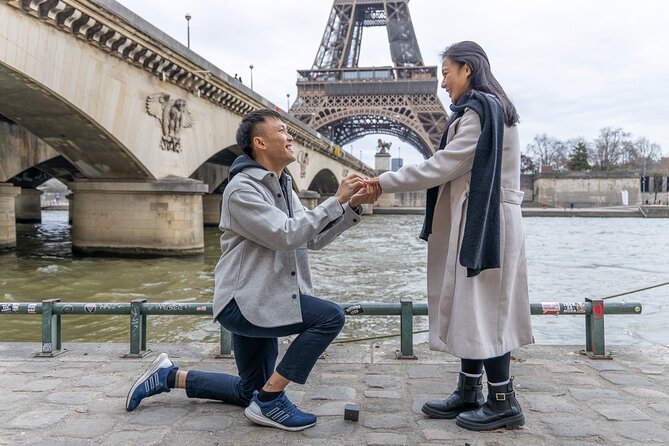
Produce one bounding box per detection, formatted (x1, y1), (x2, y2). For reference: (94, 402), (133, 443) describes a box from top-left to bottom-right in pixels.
(369, 41), (532, 431)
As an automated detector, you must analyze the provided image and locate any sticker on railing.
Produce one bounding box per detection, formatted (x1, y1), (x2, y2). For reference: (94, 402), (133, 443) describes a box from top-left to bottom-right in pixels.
(27, 304), (37, 314)
(84, 303), (97, 314)
(62, 305), (74, 314)
(344, 304), (364, 315)
(0, 303), (12, 313)
(540, 303), (560, 315)
(561, 302), (587, 314)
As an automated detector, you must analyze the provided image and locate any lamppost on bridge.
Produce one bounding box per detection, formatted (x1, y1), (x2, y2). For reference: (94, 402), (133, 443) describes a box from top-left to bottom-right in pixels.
(286, 93), (290, 111)
(249, 64), (254, 90)
(185, 13), (191, 49)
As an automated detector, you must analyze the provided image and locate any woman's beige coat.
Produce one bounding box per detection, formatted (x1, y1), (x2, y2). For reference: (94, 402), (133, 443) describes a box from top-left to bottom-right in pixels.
(379, 108), (533, 359)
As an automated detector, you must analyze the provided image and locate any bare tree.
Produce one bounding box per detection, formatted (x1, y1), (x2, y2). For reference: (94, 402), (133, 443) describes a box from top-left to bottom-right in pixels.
(525, 134), (568, 171)
(590, 127), (631, 171)
(630, 137), (661, 174)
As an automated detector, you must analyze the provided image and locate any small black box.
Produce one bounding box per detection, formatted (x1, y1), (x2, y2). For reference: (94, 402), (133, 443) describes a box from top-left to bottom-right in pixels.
(344, 403), (360, 421)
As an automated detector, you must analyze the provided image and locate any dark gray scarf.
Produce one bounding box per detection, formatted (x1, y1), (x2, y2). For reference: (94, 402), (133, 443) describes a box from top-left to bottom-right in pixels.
(419, 90), (504, 278)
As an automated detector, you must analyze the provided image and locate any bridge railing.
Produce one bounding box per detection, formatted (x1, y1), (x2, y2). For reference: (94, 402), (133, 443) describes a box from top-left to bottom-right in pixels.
(0, 299), (641, 360)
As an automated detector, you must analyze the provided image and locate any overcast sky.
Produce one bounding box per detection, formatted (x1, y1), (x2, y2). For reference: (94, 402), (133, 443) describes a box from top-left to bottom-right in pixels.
(117, 0), (669, 167)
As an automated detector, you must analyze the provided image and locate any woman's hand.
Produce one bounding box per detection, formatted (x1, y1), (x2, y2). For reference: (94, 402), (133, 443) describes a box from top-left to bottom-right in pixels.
(349, 178), (383, 208)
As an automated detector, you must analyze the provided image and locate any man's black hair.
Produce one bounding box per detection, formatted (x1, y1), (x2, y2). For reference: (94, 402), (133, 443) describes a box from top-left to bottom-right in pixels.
(236, 109), (283, 159)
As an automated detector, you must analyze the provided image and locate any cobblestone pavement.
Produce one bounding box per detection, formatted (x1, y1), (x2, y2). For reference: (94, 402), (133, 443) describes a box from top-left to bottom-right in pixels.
(0, 341), (667, 445)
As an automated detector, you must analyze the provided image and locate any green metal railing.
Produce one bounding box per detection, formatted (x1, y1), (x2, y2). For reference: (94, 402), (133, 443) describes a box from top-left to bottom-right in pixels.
(0, 298), (641, 359)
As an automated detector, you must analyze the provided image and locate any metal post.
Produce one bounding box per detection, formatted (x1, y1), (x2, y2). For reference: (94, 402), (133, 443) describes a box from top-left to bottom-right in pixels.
(127, 299), (149, 358)
(185, 13), (191, 49)
(37, 298), (63, 357)
(397, 298), (417, 359)
(216, 325), (233, 358)
(584, 298), (611, 359)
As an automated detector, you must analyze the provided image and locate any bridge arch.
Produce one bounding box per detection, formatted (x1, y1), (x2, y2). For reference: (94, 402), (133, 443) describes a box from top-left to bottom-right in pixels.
(308, 168), (339, 197)
(311, 108), (438, 159)
(0, 64), (150, 180)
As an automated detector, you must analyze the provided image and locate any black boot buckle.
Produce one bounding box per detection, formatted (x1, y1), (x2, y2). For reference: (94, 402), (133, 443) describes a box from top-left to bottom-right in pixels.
(495, 393), (506, 401)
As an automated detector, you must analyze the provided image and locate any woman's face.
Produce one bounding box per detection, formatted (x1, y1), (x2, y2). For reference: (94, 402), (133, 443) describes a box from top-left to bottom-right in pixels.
(441, 58), (471, 103)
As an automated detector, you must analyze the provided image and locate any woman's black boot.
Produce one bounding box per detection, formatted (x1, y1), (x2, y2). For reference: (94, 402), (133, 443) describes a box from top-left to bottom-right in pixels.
(421, 372), (485, 419)
(455, 378), (525, 430)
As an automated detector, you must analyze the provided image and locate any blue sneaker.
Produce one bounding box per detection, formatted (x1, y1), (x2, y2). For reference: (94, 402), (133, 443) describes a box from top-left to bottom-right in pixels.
(244, 390), (317, 431)
(125, 352), (174, 411)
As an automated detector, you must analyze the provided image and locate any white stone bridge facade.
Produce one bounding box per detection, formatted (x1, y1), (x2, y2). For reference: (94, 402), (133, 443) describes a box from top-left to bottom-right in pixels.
(0, 0), (374, 255)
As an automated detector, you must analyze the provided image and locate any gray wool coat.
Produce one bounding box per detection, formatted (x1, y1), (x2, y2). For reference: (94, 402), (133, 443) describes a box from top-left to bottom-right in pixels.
(213, 167), (362, 328)
(379, 108), (533, 359)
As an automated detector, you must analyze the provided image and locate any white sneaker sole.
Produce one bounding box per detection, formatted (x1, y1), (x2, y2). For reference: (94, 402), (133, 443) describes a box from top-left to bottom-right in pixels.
(244, 402), (316, 432)
(125, 352), (172, 411)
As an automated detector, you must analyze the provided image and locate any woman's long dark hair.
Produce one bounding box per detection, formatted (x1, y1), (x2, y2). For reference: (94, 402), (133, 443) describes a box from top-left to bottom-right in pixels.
(441, 41), (519, 127)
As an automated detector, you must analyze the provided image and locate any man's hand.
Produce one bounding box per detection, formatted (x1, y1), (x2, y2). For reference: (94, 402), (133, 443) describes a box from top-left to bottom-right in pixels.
(334, 174), (365, 204)
(349, 179), (383, 208)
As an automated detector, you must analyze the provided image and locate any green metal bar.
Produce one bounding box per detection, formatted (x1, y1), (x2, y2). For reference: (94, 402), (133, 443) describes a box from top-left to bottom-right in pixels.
(143, 303), (213, 315)
(52, 303), (131, 315)
(219, 326), (232, 357)
(129, 299), (147, 356)
(1, 301), (644, 316)
(584, 298), (609, 359)
(529, 301), (642, 316)
(398, 298), (416, 359)
(40, 298), (61, 356)
(141, 305), (147, 352)
(2, 300), (644, 361)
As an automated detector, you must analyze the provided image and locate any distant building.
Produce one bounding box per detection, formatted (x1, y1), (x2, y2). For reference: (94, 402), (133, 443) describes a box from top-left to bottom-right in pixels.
(391, 157), (404, 172)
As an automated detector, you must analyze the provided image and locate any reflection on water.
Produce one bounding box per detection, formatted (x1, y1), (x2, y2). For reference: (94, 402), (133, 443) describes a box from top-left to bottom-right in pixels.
(1, 210), (668, 346)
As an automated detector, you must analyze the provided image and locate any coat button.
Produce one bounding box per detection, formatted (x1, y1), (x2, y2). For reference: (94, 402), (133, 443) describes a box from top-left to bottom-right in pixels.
(270, 173), (274, 177)
(353, 219), (358, 223)
(291, 271), (296, 276)
(292, 294), (297, 299)
(277, 193), (282, 198)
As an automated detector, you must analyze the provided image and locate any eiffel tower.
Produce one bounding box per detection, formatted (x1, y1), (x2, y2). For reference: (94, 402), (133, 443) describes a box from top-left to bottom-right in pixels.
(290, 0), (449, 159)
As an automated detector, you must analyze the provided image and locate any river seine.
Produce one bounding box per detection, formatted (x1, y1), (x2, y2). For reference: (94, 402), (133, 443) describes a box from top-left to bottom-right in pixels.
(1, 211), (667, 348)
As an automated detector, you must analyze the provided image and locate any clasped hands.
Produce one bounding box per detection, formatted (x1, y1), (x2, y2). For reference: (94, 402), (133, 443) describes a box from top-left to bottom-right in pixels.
(335, 174), (384, 208)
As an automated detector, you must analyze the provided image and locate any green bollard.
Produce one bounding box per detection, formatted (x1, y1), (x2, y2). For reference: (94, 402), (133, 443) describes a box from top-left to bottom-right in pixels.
(37, 298), (64, 357)
(217, 325), (233, 358)
(396, 298), (417, 359)
(584, 298), (611, 359)
(126, 299), (149, 358)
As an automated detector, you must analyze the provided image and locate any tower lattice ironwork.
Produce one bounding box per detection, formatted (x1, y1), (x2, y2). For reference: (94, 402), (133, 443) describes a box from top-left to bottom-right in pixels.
(290, 0), (449, 159)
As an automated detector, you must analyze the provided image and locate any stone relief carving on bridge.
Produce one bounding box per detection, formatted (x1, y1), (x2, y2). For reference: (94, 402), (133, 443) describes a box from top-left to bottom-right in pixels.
(296, 151), (309, 178)
(146, 93), (194, 153)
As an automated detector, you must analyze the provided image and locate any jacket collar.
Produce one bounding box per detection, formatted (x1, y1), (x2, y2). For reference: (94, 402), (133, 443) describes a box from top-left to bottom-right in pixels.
(243, 166), (292, 186)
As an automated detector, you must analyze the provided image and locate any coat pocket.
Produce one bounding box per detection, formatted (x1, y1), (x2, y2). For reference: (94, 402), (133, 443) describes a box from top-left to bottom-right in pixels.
(501, 187), (524, 206)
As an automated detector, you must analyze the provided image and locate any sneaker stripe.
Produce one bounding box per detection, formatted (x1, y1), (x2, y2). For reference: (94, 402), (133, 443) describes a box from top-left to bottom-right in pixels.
(266, 407), (279, 417)
(270, 410), (285, 421)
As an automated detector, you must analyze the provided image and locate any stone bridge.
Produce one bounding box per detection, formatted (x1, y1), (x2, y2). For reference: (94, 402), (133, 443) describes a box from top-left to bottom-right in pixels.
(0, 0), (374, 255)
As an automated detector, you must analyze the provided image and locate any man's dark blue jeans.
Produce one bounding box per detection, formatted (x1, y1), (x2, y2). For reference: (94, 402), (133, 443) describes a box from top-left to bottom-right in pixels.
(184, 293), (345, 406)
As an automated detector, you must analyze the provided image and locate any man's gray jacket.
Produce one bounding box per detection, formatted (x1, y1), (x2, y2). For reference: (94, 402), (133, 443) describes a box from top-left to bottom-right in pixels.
(213, 155), (362, 327)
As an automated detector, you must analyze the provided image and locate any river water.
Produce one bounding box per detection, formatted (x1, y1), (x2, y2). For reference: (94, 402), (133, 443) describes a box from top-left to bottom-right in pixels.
(1, 211), (667, 347)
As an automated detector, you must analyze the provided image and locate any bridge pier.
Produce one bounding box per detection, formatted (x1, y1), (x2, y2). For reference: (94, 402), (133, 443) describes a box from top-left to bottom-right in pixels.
(15, 188), (41, 223)
(0, 183), (21, 250)
(297, 190), (321, 210)
(68, 179), (207, 256)
(203, 193), (222, 227)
